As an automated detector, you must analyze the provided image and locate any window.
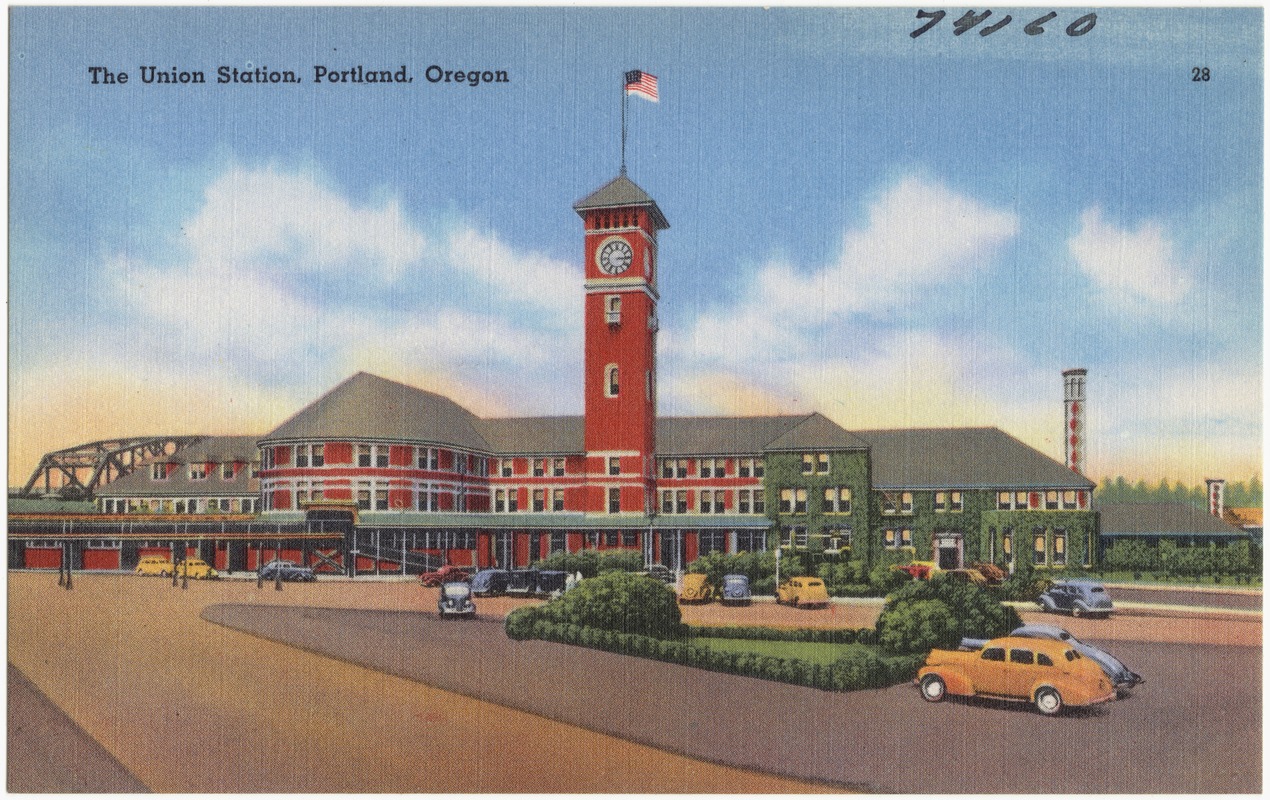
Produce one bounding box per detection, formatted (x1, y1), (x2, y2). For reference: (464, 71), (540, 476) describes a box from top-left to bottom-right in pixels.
(1053, 532), (1066, 565)
(700, 492), (712, 514)
(1037, 653), (1055, 667)
(779, 488), (793, 513)
(1003, 529), (1014, 564)
(533, 459), (545, 477)
(1033, 532), (1047, 565)
(1016, 491), (1029, 509)
(1046, 490), (1059, 510)
(801, 454), (814, 474)
(884, 528), (913, 549)
(826, 526), (852, 550)
(817, 453), (829, 474)
(296, 447), (308, 468)
(949, 491), (963, 512)
(251, 461), (261, 478)
(358, 445), (372, 468)
(189, 464), (207, 481)
(263, 448), (276, 470)
(357, 483), (371, 510)
(606, 294), (622, 324)
(151, 463), (168, 481)
(296, 481), (309, 506)
(507, 489), (518, 512)
(553, 458), (565, 477)
(608, 487), (621, 514)
(418, 485), (439, 512)
(494, 489), (507, 513)
(676, 490), (688, 514)
(981, 647), (1006, 662)
(935, 490), (961, 513)
(608, 457), (620, 476)
(499, 459), (513, 477)
(376, 448), (389, 469)
(882, 493), (898, 515)
(1009, 649), (1034, 665)
(661, 490), (674, 514)
(533, 489), (546, 512)
(899, 492), (913, 514)
(699, 531), (727, 555)
(700, 457), (726, 479)
(823, 486), (852, 514)
(934, 491), (946, 512)
(605, 364), (620, 397)
(552, 489), (565, 512)
(418, 447), (439, 471)
(1062, 490), (1078, 510)
(998, 491), (1012, 510)
(738, 489), (754, 514)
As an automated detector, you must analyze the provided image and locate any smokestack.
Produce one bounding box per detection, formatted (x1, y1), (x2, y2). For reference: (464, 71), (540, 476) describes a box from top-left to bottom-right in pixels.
(1205, 478), (1226, 518)
(1062, 368), (1087, 475)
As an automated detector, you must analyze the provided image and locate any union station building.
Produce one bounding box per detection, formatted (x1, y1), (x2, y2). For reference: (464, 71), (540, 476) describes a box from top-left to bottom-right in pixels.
(9, 174), (1099, 575)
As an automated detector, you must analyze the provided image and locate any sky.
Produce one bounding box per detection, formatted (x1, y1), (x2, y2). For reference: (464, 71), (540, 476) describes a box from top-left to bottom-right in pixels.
(8, 6), (1263, 488)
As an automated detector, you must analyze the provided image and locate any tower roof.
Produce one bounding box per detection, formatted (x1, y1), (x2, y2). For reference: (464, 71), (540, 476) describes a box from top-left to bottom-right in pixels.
(573, 174), (669, 230)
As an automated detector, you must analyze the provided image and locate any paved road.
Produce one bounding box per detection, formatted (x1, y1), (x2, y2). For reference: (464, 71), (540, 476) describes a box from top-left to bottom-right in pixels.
(7, 664), (149, 793)
(206, 604), (1261, 794)
(1110, 585), (1262, 611)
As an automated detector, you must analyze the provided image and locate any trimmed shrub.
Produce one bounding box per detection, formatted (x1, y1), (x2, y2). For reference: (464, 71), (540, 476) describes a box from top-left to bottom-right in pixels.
(875, 574), (1022, 654)
(537, 570), (684, 639)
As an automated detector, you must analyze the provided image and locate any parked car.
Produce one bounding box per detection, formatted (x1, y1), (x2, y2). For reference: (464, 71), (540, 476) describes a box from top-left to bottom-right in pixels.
(437, 581), (476, 618)
(961, 623), (1144, 697)
(419, 564), (472, 587)
(536, 570), (569, 597)
(506, 569), (540, 596)
(776, 576), (830, 609)
(891, 561), (939, 580)
(470, 568), (510, 597)
(916, 635), (1116, 715)
(1037, 579), (1114, 618)
(257, 560), (316, 582)
(969, 562), (1008, 585)
(678, 573), (714, 603)
(719, 573), (752, 606)
(135, 556), (175, 577)
(174, 558), (219, 580)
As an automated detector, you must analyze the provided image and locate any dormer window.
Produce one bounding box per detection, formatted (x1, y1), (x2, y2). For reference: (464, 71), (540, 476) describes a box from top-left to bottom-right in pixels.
(189, 464), (207, 481)
(222, 462), (236, 480)
(151, 463), (168, 481)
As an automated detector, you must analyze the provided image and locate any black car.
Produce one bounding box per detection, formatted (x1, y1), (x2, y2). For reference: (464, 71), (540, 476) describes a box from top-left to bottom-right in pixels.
(258, 560), (317, 582)
(506, 569), (540, 595)
(469, 568), (511, 596)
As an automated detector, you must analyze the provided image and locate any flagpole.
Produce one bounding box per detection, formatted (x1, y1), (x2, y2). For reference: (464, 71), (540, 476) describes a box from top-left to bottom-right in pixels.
(620, 74), (628, 176)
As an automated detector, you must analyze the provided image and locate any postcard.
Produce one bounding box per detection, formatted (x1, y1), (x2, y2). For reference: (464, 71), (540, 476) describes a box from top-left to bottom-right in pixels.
(7, 6), (1262, 793)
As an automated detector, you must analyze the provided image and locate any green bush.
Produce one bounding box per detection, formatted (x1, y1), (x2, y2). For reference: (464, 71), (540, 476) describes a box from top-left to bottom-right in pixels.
(532, 548), (644, 578)
(875, 574), (1021, 655)
(531, 570), (684, 638)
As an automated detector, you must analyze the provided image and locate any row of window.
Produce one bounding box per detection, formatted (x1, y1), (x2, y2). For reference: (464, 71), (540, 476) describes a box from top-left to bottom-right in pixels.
(778, 487), (854, 515)
(659, 457), (765, 479)
(494, 488), (567, 513)
(150, 462), (255, 481)
(779, 526), (854, 549)
(660, 488), (766, 515)
(264, 444), (485, 476)
(997, 490), (1087, 511)
(101, 497), (259, 514)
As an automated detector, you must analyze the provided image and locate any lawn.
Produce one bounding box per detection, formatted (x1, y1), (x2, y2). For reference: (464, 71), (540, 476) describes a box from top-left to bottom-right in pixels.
(689, 636), (880, 666)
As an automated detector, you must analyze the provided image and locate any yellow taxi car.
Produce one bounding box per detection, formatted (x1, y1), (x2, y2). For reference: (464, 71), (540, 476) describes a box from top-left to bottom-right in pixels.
(678, 572), (714, 603)
(134, 555), (175, 576)
(916, 635), (1116, 716)
(775, 576), (830, 609)
(173, 558), (219, 580)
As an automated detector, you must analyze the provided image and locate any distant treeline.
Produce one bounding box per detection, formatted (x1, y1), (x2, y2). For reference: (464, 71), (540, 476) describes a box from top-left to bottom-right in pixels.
(1097, 476), (1263, 509)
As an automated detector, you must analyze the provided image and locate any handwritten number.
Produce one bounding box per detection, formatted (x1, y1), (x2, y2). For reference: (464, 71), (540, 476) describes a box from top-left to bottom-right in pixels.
(910, 10), (946, 38)
(1191, 67), (1211, 82)
(952, 10), (992, 35)
(1065, 13), (1097, 36)
(1024, 12), (1057, 35)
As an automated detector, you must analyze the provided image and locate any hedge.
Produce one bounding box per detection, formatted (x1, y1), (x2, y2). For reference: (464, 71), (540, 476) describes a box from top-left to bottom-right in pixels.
(505, 608), (920, 692)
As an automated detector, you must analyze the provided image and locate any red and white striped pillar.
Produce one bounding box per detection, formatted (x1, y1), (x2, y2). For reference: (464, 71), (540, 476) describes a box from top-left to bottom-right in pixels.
(1062, 368), (1087, 475)
(1205, 478), (1225, 518)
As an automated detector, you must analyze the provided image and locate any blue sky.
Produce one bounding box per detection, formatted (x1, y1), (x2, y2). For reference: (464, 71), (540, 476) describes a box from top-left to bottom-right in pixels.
(9, 6), (1263, 486)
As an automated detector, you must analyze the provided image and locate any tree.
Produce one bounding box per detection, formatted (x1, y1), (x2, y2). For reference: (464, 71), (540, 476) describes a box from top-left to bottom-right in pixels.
(543, 570), (684, 638)
(874, 575), (1022, 655)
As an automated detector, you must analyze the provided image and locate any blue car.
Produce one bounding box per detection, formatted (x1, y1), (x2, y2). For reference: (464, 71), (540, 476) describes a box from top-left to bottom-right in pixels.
(719, 574), (752, 605)
(469, 568), (510, 597)
(437, 581), (476, 618)
(961, 623), (1143, 697)
(1037, 579), (1114, 618)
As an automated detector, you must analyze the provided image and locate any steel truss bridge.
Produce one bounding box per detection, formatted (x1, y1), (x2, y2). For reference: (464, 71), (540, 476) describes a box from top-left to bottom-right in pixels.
(18, 436), (204, 498)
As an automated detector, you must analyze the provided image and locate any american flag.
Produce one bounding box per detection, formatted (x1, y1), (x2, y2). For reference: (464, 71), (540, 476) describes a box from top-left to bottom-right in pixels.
(624, 70), (658, 102)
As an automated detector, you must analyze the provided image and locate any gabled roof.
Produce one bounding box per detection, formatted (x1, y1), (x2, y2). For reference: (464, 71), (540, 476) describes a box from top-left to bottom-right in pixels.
(857, 427), (1093, 490)
(97, 435), (261, 497)
(655, 413), (864, 456)
(477, 416), (585, 455)
(573, 174), (669, 230)
(1100, 502), (1248, 537)
(261, 372), (490, 452)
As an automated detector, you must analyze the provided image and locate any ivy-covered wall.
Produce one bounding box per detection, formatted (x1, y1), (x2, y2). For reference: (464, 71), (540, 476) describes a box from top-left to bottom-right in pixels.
(764, 448), (872, 562)
(867, 487), (1099, 568)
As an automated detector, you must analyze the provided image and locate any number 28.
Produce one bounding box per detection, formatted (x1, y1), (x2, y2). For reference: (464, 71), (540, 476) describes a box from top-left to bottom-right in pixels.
(1192, 67), (1211, 82)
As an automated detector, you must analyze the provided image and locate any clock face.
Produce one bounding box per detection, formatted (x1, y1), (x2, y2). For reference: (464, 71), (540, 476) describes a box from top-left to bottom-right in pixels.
(596, 238), (633, 275)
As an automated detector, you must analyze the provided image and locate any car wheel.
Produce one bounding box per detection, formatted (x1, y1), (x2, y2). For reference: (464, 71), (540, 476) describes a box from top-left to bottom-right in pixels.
(919, 674), (947, 703)
(1034, 686), (1063, 716)
(1072, 606), (1083, 618)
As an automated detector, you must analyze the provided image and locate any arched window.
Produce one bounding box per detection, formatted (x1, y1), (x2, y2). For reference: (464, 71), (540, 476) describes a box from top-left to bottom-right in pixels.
(605, 364), (619, 397)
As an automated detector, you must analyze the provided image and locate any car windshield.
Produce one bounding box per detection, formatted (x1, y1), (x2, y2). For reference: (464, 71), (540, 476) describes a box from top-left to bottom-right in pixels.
(444, 585), (471, 598)
(724, 577), (746, 587)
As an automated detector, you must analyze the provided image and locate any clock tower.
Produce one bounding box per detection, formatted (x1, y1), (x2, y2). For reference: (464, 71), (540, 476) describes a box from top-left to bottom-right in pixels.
(573, 175), (669, 515)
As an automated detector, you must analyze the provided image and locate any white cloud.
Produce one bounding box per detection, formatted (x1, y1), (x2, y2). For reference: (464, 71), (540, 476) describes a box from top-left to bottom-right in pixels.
(185, 165), (427, 281)
(446, 227), (582, 318)
(1068, 207), (1193, 311)
(754, 175), (1018, 320)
